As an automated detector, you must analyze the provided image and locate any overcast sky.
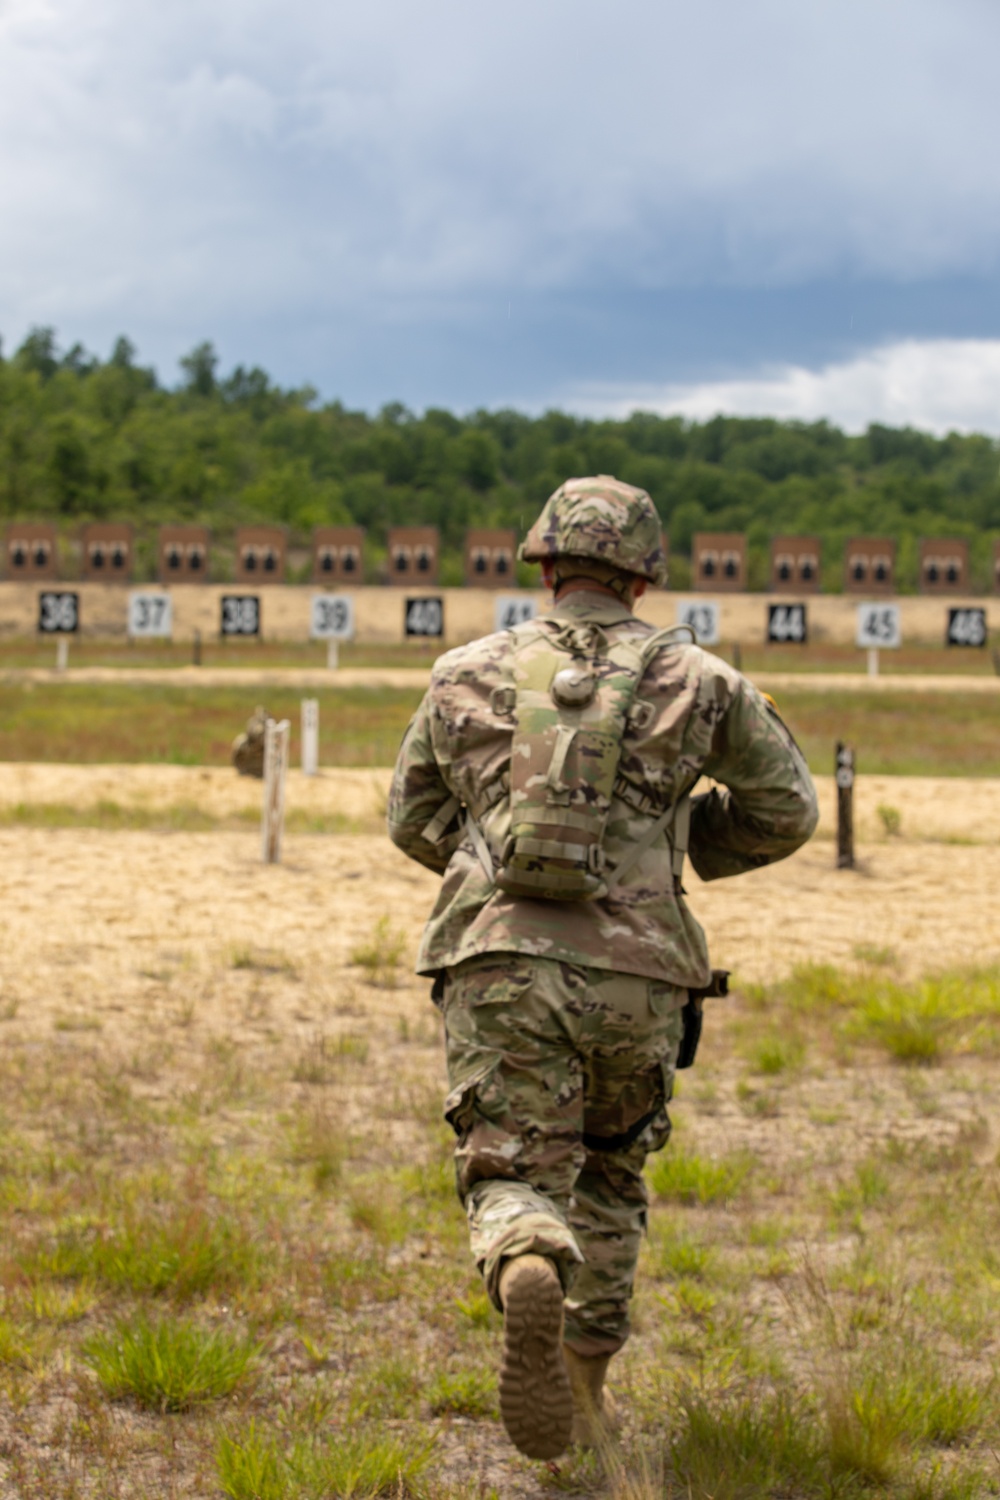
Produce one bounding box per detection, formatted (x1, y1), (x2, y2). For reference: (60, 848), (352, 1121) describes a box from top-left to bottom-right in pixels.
(2, 0), (1000, 430)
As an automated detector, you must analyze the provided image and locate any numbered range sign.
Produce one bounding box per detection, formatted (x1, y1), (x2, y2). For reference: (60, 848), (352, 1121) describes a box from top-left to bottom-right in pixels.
(310, 593), (355, 640)
(38, 591), (79, 634)
(128, 591), (173, 638)
(220, 595), (261, 636)
(855, 603), (901, 649)
(494, 595), (538, 631)
(404, 596), (444, 638)
(675, 599), (720, 646)
(946, 607), (987, 648)
(767, 603), (808, 644)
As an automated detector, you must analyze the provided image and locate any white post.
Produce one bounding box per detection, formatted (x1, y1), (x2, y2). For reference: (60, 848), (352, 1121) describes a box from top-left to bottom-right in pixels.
(301, 699), (319, 777)
(327, 638), (339, 670)
(261, 717), (291, 863)
(867, 647), (879, 678)
(56, 637), (69, 672)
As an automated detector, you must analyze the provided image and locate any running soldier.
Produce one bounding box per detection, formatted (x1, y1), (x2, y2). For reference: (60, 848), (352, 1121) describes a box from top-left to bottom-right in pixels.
(388, 476), (818, 1460)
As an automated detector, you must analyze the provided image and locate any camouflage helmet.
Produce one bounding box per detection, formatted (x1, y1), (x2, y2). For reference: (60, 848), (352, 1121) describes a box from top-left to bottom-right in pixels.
(519, 474), (667, 586)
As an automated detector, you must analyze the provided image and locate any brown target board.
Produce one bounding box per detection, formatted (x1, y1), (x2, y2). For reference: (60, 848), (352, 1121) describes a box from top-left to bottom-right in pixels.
(919, 538), (968, 594)
(82, 522), (132, 581)
(770, 535), (821, 593)
(387, 526), (439, 585)
(158, 525), (209, 582)
(464, 528), (517, 587)
(692, 533), (746, 592)
(844, 538), (896, 595)
(313, 526), (364, 584)
(235, 526), (286, 583)
(6, 522), (57, 579)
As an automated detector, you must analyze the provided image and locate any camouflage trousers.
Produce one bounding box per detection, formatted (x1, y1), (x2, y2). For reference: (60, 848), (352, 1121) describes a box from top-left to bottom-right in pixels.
(439, 954), (685, 1356)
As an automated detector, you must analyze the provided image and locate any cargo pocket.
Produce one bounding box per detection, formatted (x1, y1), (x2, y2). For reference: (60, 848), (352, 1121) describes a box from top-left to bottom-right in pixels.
(443, 1061), (521, 1199)
(443, 1062), (495, 1138)
(637, 1057), (675, 1155)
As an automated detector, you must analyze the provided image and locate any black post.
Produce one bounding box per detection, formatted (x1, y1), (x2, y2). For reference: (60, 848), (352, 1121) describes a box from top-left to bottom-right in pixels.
(835, 742), (855, 869)
(193, 628), (202, 667)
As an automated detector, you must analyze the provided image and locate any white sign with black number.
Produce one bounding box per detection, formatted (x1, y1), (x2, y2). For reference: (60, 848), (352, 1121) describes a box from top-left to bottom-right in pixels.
(220, 595), (261, 636)
(675, 599), (720, 646)
(38, 591), (79, 634)
(494, 595), (538, 631)
(946, 607), (987, 648)
(310, 593), (355, 640)
(855, 603), (901, 649)
(767, 603), (808, 644)
(128, 591), (173, 639)
(404, 596), (444, 638)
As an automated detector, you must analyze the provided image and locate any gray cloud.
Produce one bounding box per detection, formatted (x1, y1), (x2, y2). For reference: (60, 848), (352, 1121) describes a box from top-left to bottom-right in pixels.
(1, 0), (998, 396)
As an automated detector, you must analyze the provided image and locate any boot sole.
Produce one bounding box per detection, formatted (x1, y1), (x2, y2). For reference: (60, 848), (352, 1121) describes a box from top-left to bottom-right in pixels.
(499, 1264), (573, 1460)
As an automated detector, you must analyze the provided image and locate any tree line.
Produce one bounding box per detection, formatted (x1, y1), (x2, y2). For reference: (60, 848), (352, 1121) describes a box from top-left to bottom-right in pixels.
(2, 327), (999, 590)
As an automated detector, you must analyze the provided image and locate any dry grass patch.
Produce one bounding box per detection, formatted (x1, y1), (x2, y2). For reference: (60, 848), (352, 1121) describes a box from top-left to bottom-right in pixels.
(2, 828), (1000, 1497)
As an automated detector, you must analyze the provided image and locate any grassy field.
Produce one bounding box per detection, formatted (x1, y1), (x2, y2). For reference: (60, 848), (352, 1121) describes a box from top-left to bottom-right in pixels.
(3, 920), (1000, 1497)
(0, 684), (422, 767)
(0, 681), (998, 776)
(0, 639), (446, 672)
(1, 637), (998, 676)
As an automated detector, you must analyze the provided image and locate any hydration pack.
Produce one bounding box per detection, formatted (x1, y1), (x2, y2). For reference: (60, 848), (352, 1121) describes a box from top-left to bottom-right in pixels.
(461, 617), (693, 901)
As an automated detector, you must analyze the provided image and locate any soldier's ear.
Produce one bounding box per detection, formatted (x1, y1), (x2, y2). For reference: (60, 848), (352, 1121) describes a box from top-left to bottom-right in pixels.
(541, 560), (555, 590)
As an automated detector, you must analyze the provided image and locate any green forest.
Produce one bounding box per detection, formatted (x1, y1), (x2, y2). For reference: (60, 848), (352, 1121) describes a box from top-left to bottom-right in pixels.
(2, 327), (999, 590)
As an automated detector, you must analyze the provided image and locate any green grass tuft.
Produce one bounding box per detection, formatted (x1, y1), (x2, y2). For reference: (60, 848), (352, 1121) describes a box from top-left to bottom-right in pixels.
(216, 1423), (435, 1499)
(84, 1312), (260, 1411)
(428, 1367), (497, 1418)
(648, 1146), (753, 1205)
(351, 916), (407, 988)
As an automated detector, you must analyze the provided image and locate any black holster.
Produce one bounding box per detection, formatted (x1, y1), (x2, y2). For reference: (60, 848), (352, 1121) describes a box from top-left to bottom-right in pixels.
(676, 968), (730, 1069)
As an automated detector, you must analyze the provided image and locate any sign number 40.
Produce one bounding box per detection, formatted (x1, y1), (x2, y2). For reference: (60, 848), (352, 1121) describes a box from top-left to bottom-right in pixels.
(405, 597), (444, 637)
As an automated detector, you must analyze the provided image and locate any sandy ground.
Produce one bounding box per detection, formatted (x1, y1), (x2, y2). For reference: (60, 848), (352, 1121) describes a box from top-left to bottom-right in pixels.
(2, 665), (1000, 692)
(0, 773), (997, 1044)
(0, 782), (997, 1497)
(1, 763), (998, 846)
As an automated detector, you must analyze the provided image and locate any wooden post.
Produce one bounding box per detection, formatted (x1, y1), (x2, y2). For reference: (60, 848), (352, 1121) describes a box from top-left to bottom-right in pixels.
(835, 741), (855, 869)
(327, 638), (339, 670)
(56, 637), (69, 672)
(867, 647), (879, 677)
(261, 717), (291, 863)
(301, 699), (319, 776)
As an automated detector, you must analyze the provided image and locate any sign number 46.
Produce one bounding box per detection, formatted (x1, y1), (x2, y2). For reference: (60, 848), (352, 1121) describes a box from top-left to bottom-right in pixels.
(947, 608), (987, 648)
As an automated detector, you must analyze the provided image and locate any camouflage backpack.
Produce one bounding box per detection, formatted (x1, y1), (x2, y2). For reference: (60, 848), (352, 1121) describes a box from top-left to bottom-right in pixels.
(460, 615), (694, 901)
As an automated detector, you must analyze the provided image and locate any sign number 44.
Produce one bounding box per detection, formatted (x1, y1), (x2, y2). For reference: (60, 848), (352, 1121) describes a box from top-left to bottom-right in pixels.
(767, 603), (807, 643)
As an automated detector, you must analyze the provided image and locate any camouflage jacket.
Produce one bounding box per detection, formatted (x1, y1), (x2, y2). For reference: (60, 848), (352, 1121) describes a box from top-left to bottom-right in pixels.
(388, 591), (818, 986)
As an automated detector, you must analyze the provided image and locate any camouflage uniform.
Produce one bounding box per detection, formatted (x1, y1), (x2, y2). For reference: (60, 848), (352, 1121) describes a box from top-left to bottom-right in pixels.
(232, 705), (269, 778)
(388, 478), (818, 1356)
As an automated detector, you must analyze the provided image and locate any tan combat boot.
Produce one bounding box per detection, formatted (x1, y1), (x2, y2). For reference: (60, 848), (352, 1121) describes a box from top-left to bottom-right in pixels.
(497, 1254), (574, 1460)
(563, 1347), (621, 1448)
